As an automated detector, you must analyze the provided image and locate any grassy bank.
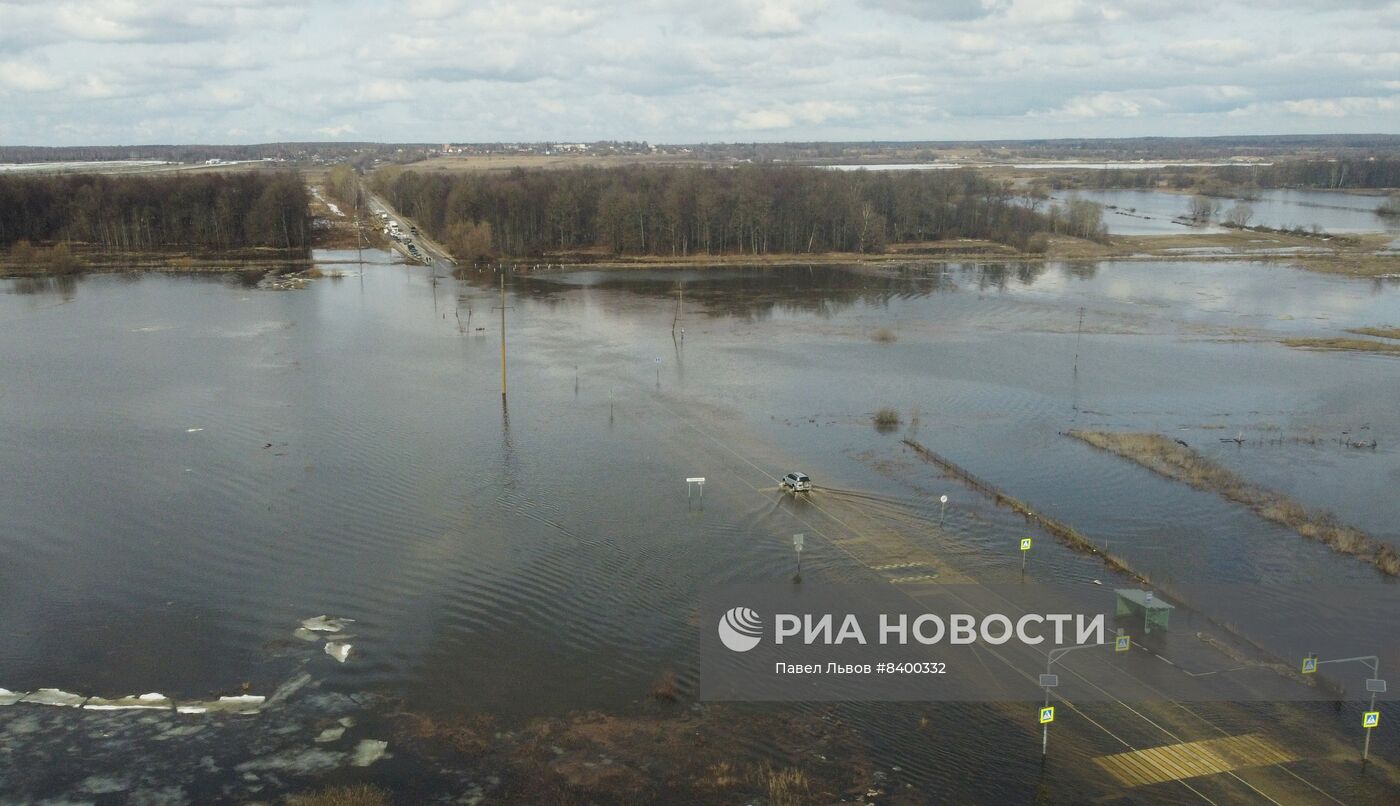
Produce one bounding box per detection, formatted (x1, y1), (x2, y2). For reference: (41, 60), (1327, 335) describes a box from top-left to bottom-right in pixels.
(0, 243), (313, 277)
(1347, 327), (1400, 340)
(1067, 431), (1400, 576)
(1281, 337), (1400, 355)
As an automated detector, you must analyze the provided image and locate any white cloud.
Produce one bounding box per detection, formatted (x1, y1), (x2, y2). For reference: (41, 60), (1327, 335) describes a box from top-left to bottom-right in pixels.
(1282, 95), (1400, 117)
(0, 61), (62, 92)
(0, 0), (1396, 143)
(314, 123), (357, 137)
(734, 100), (857, 130)
(1045, 92), (1148, 119)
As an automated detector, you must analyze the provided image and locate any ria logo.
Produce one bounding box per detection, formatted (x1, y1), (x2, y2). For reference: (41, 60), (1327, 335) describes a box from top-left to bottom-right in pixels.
(717, 607), (763, 652)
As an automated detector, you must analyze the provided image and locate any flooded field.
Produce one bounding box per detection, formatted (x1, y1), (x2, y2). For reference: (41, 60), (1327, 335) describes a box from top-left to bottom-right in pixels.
(1058, 188), (1400, 236)
(2, 252), (1399, 802)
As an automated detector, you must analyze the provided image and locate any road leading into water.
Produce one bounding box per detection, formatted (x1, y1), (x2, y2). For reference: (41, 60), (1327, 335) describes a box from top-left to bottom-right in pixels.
(635, 383), (1400, 804)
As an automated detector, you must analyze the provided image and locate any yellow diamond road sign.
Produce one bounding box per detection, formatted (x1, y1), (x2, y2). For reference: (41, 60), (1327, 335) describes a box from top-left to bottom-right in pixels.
(1039, 706), (1055, 724)
(1301, 657), (1317, 674)
(1020, 538), (1032, 551)
(1364, 711), (1380, 729)
(1115, 635), (1131, 652)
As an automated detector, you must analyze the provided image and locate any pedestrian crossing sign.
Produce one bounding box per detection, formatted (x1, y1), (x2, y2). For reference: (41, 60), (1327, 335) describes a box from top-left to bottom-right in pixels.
(1364, 711), (1380, 729)
(1039, 706), (1054, 724)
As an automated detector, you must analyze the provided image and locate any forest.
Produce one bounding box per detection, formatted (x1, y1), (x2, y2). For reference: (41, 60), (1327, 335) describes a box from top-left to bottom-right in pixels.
(0, 172), (312, 252)
(371, 164), (1100, 259)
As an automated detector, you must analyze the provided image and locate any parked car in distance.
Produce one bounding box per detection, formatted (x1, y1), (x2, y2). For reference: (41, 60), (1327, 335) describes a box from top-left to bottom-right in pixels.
(780, 472), (812, 493)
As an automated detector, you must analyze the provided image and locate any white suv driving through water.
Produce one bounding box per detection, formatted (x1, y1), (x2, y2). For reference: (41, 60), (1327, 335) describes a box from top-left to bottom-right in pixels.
(780, 472), (812, 493)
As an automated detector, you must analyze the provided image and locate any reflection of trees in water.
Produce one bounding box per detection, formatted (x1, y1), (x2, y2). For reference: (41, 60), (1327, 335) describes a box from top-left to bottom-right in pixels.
(487, 265), (956, 322)
(461, 260), (1102, 321)
(8, 275), (79, 297)
(965, 260), (1098, 291)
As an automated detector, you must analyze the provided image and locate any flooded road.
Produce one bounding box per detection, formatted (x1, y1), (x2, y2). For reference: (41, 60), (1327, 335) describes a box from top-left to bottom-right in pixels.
(2, 252), (1398, 802)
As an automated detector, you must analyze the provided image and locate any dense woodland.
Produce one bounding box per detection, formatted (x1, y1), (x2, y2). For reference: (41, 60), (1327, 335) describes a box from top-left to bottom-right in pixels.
(0, 172), (312, 251)
(372, 165), (1101, 259)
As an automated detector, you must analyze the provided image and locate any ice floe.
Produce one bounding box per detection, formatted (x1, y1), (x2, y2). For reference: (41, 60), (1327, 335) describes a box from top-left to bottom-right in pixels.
(0, 688), (26, 706)
(351, 739), (388, 767)
(20, 689), (87, 707)
(324, 642), (352, 663)
(85, 692), (172, 711)
(314, 726), (345, 743)
(176, 695), (265, 715)
(301, 615), (354, 633)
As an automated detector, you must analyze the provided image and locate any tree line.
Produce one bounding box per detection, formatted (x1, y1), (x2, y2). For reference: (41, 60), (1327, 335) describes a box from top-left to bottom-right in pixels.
(1056, 158), (1400, 193)
(371, 164), (1097, 259)
(0, 172), (312, 251)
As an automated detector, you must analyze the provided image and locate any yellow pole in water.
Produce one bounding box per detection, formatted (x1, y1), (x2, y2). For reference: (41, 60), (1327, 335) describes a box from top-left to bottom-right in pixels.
(500, 272), (507, 399)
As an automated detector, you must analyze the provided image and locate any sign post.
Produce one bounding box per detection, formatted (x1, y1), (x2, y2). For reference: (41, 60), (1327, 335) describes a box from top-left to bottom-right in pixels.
(686, 477), (706, 501)
(1020, 537), (1032, 575)
(1304, 653), (1384, 764)
(939, 494), (948, 524)
(793, 533), (804, 583)
(1040, 640), (1109, 758)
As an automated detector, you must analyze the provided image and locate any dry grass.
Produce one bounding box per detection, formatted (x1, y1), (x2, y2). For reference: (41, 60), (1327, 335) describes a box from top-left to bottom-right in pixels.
(1281, 337), (1400, 355)
(650, 670), (679, 702)
(702, 761), (744, 790)
(1068, 431), (1400, 576)
(1347, 327), (1400, 340)
(871, 327), (898, 343)
(873, 407), (902, 432)
(757, 764), (812, 806)
(287, 784), (391, 806)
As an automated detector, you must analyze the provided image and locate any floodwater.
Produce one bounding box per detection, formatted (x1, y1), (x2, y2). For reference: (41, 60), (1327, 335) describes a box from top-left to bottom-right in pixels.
(1060, 188), (1400, 235)
(3, 252), (1399, 802)
(825, 162), (1258, 171)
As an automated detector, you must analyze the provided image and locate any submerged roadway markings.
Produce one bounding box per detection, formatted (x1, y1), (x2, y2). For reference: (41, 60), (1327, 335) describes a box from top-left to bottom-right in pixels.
(644, 394), (1345, 805)
(1094, 733), (1298, 789)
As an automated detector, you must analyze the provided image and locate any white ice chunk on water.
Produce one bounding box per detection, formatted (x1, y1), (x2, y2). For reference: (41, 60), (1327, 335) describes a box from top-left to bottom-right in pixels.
(176, 695), (265, 715)
(85, 692), (172, 711)
(186, 428), (204, 433)
(350, 739), (388, 767)
(325, 642), (352, 663)
(314, 726), (345, 743)
(291, 627), (321, 642)
(21, 689), (87, 707)
(0, 688), (26, 706)
(301, 615), (354, 633)
(267, 672), (313, 707)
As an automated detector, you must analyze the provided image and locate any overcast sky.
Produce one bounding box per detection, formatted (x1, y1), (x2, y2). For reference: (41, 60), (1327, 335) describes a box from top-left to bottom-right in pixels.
(2, 0), (1398, 145)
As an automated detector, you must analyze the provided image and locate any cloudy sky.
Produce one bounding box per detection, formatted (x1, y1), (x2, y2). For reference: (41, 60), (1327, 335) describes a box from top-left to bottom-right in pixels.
(2, 0), (1398, 145)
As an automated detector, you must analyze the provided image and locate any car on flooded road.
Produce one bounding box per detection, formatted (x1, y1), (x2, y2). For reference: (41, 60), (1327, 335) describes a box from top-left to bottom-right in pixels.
(780, 472), (812, 493)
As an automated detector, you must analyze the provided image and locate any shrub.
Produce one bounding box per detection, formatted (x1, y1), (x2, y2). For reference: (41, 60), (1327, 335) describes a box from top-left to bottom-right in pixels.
(873, 407), (901, 432)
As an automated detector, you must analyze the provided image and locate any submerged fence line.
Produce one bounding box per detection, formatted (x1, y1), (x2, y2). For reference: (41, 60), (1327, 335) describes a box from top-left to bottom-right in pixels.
(901, 438), (1142, 580)
(900, 437), (1328, 693)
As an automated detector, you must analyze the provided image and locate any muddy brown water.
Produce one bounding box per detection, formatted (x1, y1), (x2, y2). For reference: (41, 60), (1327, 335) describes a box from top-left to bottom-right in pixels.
(2, 251), (1398, 802)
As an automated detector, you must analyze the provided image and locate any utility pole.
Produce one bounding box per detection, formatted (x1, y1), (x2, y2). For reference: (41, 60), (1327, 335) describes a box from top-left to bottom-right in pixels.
(500, 274), (508, 398)
(493, 272), (513, 400)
